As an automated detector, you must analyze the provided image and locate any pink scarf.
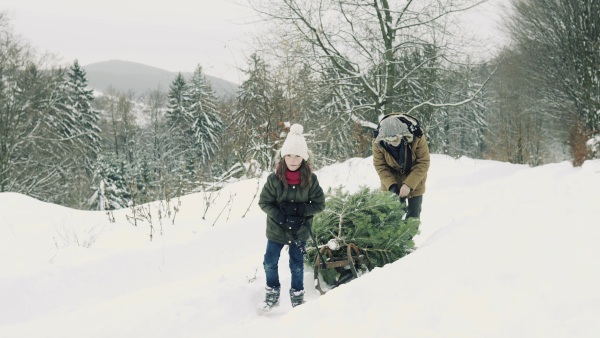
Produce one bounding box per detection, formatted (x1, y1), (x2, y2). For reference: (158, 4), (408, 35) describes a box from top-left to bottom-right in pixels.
(285, 169), (301, 185)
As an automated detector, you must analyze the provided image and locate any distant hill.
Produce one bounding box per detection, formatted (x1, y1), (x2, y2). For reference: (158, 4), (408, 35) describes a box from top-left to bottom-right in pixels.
(83, 60), (239, 99)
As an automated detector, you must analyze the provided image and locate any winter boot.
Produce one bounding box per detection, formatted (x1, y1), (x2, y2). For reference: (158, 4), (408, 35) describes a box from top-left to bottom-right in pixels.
(290, 288), (305, 307)
(258, 286), (280, 312)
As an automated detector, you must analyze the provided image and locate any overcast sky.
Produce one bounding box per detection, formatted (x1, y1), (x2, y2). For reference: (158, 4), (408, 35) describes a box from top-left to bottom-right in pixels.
(1, 0), (257, 84)
(1, 0), (509, 86)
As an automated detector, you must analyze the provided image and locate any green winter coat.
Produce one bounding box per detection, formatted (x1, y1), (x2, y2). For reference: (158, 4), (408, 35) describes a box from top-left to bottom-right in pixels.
(372, 134), (430, 198)
(258, 172), (325, 245)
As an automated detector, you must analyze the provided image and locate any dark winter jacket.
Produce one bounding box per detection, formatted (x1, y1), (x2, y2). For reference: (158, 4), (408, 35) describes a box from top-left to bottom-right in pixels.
(372, 134), (430, 197)
(258, 171), (325, 245)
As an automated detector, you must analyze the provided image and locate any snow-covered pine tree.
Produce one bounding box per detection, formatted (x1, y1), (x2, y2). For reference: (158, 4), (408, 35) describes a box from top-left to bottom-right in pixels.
(66, 60), (102, 174)
(89, 153), (131, 210)
(187, 65), (223, 171)
(165, 73), (196, 191)
(166, 73), (193, 138)
(306, 187), (420, 285)
(56, 60), (103, 207)
(24, 60), (102, 207)
(231, 53), (283, 175)
(308, 67), (372, 163)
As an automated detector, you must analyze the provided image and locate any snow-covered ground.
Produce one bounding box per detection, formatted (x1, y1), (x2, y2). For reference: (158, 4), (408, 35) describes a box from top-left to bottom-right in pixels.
(1, 154), (599, 338)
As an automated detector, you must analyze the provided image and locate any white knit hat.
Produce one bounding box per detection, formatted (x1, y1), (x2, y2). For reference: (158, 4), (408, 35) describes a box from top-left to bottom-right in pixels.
(281, 124), (309, 161)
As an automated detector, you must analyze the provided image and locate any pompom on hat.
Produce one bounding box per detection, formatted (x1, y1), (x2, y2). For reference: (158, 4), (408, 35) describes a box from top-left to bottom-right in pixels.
(281, 124), (309, 161)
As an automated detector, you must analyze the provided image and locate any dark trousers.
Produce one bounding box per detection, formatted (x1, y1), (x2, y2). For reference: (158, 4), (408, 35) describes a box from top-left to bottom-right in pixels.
(263, 239), (305, 291)
(400, 195), (423, 219)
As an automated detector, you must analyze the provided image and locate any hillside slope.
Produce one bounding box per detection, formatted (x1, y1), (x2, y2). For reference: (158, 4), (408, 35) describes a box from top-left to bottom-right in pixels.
(1, 155), (599, 338)
(84, 60), (238, 98)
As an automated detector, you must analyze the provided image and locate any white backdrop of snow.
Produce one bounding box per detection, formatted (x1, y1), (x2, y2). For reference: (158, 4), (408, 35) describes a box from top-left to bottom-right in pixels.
(1, 154), (599, 338)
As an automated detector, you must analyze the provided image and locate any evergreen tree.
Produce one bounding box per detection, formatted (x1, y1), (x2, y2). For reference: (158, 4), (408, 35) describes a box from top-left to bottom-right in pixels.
(307, 187), (419, 286)
(55, 60), (103, 207)
(89, 153), (130, 210)
(166, 73), (193, 137)
(231, 53), (284, 174)
(303, 67), (365, 164)
(165, 73), (195, 190)
(187, 65), (223, 170)
(65, 60), (102, 174)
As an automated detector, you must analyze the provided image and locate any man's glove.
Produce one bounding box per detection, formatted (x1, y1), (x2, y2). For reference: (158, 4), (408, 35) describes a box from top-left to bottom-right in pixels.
(280, 202), (306, 216)
(388, 184), (400, 195)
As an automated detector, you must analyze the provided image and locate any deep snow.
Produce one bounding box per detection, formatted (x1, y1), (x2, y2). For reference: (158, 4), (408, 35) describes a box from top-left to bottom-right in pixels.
(1, 154), (599, 338)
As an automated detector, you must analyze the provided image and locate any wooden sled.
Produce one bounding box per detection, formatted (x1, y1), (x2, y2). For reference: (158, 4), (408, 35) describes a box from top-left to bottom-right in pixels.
(313, 242), (369, 295)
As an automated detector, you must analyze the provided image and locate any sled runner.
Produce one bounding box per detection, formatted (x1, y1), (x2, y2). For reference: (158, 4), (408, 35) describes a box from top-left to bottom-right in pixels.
(313, 242), (369, 295)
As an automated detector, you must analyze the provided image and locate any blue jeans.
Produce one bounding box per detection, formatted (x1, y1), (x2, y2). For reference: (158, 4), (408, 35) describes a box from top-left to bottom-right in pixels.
(263, 239), (305, 291)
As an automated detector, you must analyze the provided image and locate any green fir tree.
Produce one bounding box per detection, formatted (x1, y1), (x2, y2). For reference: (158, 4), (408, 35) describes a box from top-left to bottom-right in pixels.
(187, 65), (223, 169)
(306, 187), (420, 285)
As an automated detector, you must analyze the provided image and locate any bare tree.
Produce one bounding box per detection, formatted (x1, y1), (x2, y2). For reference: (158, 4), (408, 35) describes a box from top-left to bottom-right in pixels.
(144, 87), (168, 168)
(0, 13), (76, 202)
(505, 0), (600, 165)
(96, 87), (138, 163)
(252, 0), (488, 127)
(484, 47), (553, 165)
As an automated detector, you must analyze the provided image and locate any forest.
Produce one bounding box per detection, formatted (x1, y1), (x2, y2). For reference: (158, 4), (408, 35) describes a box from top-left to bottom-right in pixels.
(1, 0), (598, 210)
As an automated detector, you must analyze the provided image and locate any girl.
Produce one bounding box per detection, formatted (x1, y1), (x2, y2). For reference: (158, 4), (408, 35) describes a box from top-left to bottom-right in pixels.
(257, 124), (325, 311)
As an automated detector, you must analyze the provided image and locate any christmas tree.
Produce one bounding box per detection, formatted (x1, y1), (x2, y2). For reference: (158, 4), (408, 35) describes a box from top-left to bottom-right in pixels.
(306, 186), (420, 286)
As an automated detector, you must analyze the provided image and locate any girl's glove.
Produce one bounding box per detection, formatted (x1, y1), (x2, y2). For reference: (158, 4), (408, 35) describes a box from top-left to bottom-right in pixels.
(285, 215), (306, 229)
(280, 202), (306, 216)
(273, 211), (286, 225)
